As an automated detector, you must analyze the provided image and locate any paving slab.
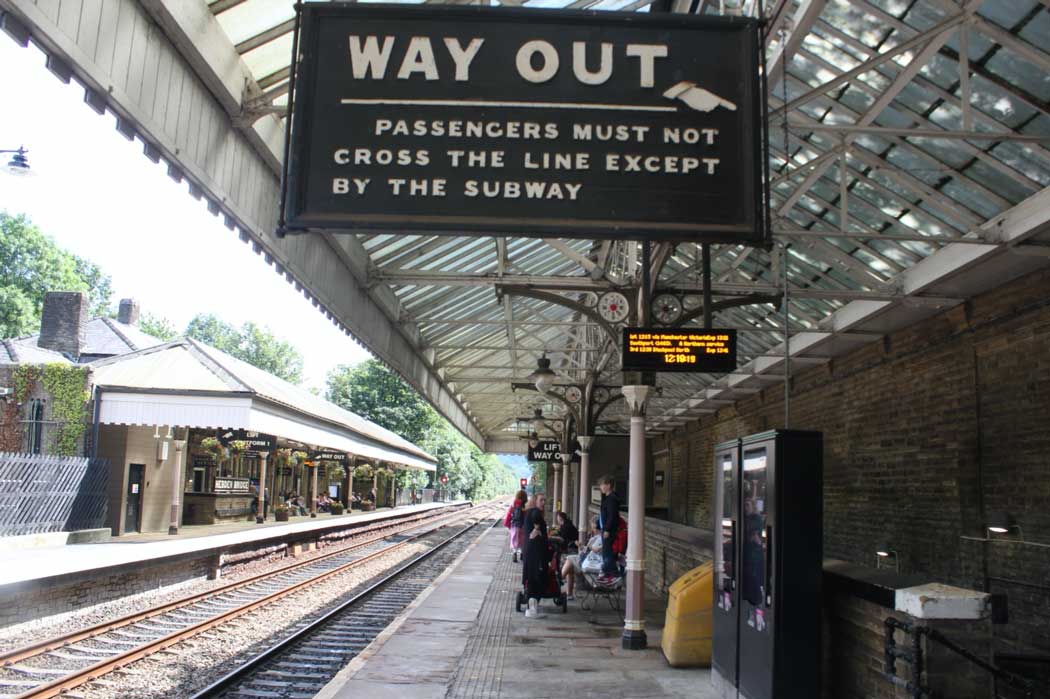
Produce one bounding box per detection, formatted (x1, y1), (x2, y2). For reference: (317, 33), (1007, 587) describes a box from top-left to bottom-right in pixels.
(322, 526), (714, 699)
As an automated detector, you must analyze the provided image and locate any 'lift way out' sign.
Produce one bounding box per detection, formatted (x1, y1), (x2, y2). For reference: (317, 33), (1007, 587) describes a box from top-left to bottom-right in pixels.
(281, 4), (765, 243)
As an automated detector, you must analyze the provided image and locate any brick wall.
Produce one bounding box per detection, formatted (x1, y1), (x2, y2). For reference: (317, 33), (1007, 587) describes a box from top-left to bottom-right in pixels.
(644, 516), (714, 595)
(661, 266), (1050, 683)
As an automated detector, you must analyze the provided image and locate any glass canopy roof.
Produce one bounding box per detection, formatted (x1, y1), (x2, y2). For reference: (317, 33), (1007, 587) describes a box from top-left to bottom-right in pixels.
(209, 0), (1050, 442)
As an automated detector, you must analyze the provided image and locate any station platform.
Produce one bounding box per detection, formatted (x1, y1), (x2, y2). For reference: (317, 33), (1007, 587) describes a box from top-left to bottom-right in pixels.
(319, 526), (712, 699)
(0, 501), (462, 591)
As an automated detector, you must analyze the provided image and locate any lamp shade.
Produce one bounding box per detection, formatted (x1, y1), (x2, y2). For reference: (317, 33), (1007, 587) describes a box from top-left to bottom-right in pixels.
(986, 511), (1013, 534)
(4, 148), (30, 176)
(527, 355), (556, 394)
(875, 543), (896, 558)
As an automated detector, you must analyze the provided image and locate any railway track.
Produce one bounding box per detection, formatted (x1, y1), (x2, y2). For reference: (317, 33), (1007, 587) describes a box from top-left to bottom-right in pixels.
(0, 503), (492, 699)
(191, 509), (500, 699)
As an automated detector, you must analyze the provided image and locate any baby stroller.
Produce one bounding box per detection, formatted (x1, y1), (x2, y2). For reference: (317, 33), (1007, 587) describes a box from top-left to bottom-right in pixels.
(516, 543), (568, 613)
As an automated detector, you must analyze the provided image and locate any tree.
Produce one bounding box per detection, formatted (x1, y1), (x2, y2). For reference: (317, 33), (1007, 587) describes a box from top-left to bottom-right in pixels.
(138, 312), (179, 341)
(325, 360), (518, 500)
(185, 313), (304, 384)
(325, 360), (437, 444)
(0, 212), (113, 337)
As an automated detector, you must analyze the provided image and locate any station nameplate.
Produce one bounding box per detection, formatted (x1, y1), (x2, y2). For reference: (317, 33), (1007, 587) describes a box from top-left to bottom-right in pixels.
(622, 327), (737, 373)
(282, 5), (764, 242)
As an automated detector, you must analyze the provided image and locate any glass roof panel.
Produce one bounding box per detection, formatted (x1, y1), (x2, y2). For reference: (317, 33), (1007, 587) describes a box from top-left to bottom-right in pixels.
(242, 33), (294, 80)
(213, 0), (294, 47)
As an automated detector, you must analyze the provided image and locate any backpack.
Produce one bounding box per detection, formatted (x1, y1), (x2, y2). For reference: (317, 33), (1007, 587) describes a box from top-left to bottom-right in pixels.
(611, 516), (628, 555)
(510, 504), (524, 527)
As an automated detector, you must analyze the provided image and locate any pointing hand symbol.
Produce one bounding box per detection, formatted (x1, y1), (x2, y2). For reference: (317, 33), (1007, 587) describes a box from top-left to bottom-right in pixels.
(663, 82), (737, 113)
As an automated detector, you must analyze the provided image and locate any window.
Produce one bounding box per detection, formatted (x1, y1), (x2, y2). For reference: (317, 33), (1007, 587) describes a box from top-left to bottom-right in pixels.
(25, 399), (44, 455)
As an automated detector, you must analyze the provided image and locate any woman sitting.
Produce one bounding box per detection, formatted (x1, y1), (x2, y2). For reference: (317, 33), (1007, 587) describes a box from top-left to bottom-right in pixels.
(549, 512), (579, 554)
(561, 518), (603, 600)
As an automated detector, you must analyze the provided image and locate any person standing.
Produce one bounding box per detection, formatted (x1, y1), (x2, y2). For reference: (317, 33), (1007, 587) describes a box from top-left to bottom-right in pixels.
(522, 492), (550, 618)
(596, 475), (621, 584)
(503, 490), (527, 562)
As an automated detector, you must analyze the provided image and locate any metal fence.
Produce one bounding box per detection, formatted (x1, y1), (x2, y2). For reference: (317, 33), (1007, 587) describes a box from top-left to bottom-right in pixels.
(0, 452), (109, 537)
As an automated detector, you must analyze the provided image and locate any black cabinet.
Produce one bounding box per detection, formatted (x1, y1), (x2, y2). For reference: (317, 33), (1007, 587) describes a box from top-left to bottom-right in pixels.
(712, 438), (741, 691)
(712, 430), (823, 699)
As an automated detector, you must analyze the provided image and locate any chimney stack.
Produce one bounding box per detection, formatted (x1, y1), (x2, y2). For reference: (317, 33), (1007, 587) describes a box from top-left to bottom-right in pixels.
(118, 298), (140, 326)
(38, 291), (87, 359)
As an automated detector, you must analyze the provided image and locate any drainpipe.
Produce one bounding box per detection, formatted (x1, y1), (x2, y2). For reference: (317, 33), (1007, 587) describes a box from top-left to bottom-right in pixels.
(90, 386), (102, 459)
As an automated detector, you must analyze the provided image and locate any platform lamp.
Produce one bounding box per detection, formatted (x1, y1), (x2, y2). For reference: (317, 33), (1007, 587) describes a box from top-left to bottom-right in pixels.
(875, 543), (899, 573)
(527, 354), (557, 394)
(986, 511), (1023, 539)
(1, 147), (30, 176)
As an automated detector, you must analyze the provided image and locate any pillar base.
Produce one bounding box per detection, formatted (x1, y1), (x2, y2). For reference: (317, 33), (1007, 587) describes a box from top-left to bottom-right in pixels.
(621, 628), (647, 650)
(255, 515), (264, 524)
(310, 512), (317, 518)
(168, 526), (179, 536)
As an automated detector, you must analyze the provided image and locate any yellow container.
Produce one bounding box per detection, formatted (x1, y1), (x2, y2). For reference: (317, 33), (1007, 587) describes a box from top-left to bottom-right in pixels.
(661, 561), (714, 667)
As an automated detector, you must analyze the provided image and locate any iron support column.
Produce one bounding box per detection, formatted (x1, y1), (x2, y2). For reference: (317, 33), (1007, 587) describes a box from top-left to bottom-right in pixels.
(560, 453), (572, 520)
(577, 436), (594, 545)
(551, 462), (561, 513)
(256, 452), (268, 524)
(168, 439), (186, 535)
(310, 465), (318, 517)
(621, 385), (651, 650)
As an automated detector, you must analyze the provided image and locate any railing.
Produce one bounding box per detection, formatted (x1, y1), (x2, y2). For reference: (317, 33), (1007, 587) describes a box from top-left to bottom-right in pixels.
(0, 452), (109, 536)
(884, 617), (1042, 699)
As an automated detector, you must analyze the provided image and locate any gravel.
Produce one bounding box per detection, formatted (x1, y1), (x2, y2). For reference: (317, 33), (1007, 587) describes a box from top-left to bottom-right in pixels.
(68, 510), (497, 699)
(0, 507), (467, 655)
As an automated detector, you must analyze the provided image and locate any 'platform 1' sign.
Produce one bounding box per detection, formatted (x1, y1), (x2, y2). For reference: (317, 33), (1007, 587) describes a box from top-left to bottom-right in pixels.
(281, 5), (764, 244)
(622, 327), (737, 373)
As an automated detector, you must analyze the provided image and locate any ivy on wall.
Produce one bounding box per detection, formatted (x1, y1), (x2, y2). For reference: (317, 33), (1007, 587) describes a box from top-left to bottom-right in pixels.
(13, 363), (90, 456)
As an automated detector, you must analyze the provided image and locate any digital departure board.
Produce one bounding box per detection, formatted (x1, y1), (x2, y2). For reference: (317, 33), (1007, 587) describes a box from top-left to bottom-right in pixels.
(622, 328), (737, 373)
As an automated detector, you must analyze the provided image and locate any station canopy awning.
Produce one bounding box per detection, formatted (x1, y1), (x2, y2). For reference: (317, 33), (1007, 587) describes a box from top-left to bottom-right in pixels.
(89, 339), (437, 471)
(9, 0), (1046, 452)
(196, 0), (1050, 447)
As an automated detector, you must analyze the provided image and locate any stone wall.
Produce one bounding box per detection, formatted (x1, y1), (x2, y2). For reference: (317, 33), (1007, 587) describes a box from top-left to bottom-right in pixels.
(658, 266), (1050, 681)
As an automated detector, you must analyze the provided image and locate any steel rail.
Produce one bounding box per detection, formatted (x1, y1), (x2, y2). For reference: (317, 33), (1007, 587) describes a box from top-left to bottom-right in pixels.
(189, 506), (501, 698)
(0, 504), (469, 667)
(7, 505), (480, 699)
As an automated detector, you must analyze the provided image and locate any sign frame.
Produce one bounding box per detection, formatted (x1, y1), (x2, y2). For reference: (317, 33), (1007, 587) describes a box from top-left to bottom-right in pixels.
(621, 326), (737, 373)
(279, 3), (768, 244)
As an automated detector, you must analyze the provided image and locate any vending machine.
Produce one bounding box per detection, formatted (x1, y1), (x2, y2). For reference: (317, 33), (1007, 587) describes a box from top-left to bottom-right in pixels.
(712, 438), (741, 696)
(712, 429), (823, 699)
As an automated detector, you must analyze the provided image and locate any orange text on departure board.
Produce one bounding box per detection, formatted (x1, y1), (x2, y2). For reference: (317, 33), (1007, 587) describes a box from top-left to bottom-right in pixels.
(626, 332), (732, 366)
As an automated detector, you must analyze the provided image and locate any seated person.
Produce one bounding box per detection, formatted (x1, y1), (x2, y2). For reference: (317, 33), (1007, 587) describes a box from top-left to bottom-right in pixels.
(548, 512), (579, 554)
(561, 518), (603, 599)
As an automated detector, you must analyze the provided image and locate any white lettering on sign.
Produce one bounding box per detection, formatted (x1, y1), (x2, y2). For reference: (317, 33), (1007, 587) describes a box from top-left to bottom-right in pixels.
(348, 35), (670, 88)
(625, 44), (668, 88)
(516, 40), (559, 84)
(572, 42), (613, 85)
(349, 35), (394, 79)
(397, 36), (439, 81)
(464, 180), (581, 200)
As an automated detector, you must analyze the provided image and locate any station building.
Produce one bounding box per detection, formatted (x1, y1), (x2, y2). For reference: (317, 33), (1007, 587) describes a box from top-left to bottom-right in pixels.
(0, 291), (436, 537)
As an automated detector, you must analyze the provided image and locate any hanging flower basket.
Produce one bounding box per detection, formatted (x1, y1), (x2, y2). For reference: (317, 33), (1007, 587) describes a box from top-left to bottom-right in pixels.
(326, 463), (346, 482)
(274, 447), (293, 466)
(228, 440), (248, 456)
(353, 463), (374, 479)
(292, 450), (309, 465)
(200, 437), (226, 462)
